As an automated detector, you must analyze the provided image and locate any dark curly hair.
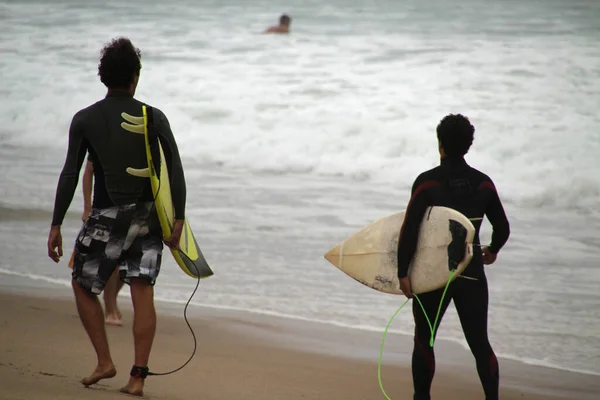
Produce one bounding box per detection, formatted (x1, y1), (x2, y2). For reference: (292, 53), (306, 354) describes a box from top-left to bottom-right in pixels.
(280, 14), (291, 25)
(97, 37), (142, 89)
(436, 114), (475, 157)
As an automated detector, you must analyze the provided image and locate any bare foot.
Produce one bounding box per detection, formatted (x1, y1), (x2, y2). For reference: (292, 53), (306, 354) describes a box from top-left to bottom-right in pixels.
(105, 313), (123, 326)
(81, 364), (117, 387)
(119, 377), (145, 397)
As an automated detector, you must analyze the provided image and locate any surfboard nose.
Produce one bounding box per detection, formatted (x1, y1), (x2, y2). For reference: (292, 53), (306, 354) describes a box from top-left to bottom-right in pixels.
(324, 244), (341, 267)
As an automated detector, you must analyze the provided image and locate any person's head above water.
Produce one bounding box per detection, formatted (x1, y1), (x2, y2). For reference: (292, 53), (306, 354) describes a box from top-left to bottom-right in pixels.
(97, 37), (142, 94)
(280, 14), (292, 26)
(436, 114), (475, 158)
(265, 14), (292, 33)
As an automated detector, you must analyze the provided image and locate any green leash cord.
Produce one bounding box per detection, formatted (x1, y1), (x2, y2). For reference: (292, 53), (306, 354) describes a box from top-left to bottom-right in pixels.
(377, 298), (409, 400)
(415, 269), (456, 347)
(377, 270), (456, 400)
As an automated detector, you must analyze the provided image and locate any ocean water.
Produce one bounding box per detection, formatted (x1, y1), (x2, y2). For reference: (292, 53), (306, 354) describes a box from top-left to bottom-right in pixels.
(1, 0), (600, 377)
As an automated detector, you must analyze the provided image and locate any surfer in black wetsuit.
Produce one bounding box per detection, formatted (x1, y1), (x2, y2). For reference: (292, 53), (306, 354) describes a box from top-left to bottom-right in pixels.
(397, 114), (510, 400)
(47, 37), (187, 396)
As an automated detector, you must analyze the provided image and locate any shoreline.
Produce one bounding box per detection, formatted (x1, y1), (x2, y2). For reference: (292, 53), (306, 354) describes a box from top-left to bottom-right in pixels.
(2, 272), (600, 379)
(1, 277), (600, 399)
(1, 274), (600, 379)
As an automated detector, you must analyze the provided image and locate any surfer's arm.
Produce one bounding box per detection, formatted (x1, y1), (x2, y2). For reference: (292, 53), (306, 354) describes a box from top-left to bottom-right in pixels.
(482, 180), (510, 254)
(397, 177), (438, 278)
(51, 113), (88, 226)
(156, 110), (187, 220)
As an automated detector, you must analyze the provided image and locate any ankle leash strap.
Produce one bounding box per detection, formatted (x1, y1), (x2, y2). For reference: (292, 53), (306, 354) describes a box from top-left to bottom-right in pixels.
(130, 365), (150, 379)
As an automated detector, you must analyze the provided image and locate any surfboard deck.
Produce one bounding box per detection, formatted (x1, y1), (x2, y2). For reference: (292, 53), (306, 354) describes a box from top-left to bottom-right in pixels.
(122, 106), (213, 279)
(324, 206), (475, 295)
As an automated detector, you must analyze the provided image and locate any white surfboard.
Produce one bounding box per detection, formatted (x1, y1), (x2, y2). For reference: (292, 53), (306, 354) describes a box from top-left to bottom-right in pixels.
(324, 206), (475, 295)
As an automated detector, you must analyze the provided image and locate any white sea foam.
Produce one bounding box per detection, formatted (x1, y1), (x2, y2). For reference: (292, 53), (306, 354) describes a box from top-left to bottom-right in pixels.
(2, 0), (599, 212)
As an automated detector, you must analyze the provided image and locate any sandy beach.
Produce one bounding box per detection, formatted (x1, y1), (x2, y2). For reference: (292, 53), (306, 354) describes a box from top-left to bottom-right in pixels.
(1, 285), (598, 400)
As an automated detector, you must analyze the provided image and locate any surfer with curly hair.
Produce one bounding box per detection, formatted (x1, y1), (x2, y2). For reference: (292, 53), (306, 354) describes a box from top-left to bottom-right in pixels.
(397, 114), (510, 400)
(47, 37), (187, 396)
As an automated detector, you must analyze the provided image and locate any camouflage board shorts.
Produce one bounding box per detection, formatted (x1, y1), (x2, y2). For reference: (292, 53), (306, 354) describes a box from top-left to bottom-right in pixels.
(71, 202), (163, 295)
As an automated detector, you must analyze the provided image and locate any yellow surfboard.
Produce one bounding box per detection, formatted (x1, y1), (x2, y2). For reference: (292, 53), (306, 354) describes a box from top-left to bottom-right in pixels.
(121, 106), (213, 279)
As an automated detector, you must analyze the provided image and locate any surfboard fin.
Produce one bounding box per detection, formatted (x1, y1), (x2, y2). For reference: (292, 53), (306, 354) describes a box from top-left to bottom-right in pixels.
(121, 112), (145, 125)
(121, 122), (145, 134)
(121, 113), (149, 177)
(126, 167), (151, 178)
(121, 112), (146, 135)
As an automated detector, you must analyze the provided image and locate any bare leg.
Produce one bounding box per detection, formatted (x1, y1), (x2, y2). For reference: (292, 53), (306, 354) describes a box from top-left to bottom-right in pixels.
(120, 279), (156, 396)
(72, 279), (117, 386)
(103, 269), (125, 326)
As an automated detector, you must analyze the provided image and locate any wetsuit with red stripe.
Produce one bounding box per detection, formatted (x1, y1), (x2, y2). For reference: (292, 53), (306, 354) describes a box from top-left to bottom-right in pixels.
(397, 156), (510, 400)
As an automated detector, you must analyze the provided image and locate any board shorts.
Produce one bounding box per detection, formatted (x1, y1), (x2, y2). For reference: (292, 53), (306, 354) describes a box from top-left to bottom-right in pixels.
(71, 202), (163, 295)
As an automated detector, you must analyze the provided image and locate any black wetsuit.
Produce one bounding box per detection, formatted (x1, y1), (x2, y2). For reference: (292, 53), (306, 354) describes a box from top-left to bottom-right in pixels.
(397, 156), (510, 400)
(51, 92), (186, 226)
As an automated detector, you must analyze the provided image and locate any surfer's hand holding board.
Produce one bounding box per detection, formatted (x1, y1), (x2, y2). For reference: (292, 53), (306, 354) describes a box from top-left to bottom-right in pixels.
(164, 219), (184, 250)
(399, 277), (413, 299)
(481, 246), (497, 265)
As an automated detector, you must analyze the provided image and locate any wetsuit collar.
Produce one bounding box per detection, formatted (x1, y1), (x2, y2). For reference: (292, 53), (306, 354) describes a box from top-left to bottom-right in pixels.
(440, 156), (468, 167)
(106, 90), (134, 98)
